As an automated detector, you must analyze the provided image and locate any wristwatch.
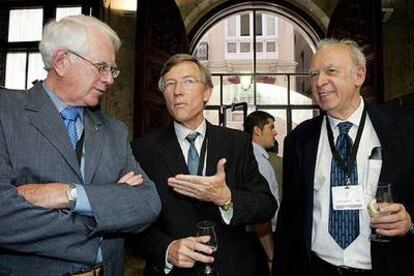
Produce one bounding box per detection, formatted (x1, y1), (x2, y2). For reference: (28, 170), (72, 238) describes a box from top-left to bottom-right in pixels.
(221, 199), (233, 211)
(66, 184), (77, 210)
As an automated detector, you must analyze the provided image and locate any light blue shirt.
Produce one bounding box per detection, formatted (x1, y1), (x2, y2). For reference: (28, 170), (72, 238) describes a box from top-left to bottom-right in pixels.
(252, 142), (279, 231)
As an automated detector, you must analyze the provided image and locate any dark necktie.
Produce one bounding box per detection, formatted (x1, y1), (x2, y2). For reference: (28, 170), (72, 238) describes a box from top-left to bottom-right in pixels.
(328, 121), (360, 249)
(61, 107), (80, 150)
(186, 132), (200, 175)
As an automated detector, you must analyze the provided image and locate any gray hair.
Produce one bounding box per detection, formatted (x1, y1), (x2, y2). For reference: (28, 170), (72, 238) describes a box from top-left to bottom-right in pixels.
(317, 38), (366, 69)
(39, 15), (121, 70)
(158, 53), (213, 92)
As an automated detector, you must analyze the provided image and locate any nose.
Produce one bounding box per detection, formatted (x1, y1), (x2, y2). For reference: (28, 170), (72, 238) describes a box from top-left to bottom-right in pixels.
(315, 72), (327, 88)
(101, 71), (114, 85)
(173, 81), (184, 95)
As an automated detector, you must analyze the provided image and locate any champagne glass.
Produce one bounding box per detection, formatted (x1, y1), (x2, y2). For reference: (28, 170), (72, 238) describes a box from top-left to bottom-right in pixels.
(196, 220), (218, 275)
(368, 182), (393, 242)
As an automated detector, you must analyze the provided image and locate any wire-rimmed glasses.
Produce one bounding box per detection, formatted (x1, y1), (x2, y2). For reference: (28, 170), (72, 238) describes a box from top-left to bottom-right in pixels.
(67, 49), (120, 78)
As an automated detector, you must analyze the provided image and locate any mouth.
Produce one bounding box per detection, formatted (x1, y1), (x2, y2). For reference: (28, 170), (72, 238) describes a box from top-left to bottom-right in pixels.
(318, 90), (333, 98)
(174, 103), (186, 108)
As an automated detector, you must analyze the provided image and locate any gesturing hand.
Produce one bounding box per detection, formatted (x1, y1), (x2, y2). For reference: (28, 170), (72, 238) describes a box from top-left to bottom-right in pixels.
(167, 158), (231, 206)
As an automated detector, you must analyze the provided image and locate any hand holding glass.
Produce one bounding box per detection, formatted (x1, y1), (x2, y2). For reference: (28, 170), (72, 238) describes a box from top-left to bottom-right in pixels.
(196, 221), (218, 275)
(368, 182), (393, 242)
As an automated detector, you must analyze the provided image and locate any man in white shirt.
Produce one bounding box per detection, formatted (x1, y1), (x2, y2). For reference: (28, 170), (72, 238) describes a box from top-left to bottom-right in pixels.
(244, 110), (280, 275)
(131, 54), (277, 275)
(273, 39), (414, 276)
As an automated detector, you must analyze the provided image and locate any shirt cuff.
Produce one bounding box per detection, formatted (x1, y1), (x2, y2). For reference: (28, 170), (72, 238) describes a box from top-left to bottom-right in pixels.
(73, 184), (94, 216)
(219, 207), (233, 224)
(164, 242), (174, 274)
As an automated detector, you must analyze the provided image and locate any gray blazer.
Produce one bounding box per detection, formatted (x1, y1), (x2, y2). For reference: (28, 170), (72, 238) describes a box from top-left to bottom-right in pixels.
(0, 82), (161, 276)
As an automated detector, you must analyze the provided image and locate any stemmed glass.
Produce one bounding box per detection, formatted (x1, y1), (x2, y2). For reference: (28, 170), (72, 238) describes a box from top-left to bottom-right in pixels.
(196, 220), (218, 275)
(368, 182), (393, 242)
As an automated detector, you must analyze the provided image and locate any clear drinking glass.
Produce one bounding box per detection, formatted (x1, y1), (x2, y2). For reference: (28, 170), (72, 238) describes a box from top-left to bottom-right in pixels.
(369, 182), (393, 242)
(196, 220), (218, 275)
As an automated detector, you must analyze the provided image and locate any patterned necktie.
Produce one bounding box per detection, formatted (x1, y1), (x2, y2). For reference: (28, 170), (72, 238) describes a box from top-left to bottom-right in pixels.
(61, 107), (80, 150)
(328, 121), (360, 249)
(186, 132), (200, 175)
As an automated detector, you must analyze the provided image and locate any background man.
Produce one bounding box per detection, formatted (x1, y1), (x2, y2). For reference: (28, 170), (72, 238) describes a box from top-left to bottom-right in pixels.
(273, 39), (414, 276)
(131, 54), (277, 275)
(244, 110), (279, 275)
(0, 15), (160, 276)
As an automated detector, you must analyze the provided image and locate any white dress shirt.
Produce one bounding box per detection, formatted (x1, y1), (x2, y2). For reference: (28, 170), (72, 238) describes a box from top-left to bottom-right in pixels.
(252, 142), (279, 231)
(312, 98), (381, 269)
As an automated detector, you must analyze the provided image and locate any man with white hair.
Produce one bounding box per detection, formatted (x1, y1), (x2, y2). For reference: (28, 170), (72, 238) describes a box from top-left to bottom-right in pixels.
(273, 39), (414, 276)
(0, 15), (160, 275)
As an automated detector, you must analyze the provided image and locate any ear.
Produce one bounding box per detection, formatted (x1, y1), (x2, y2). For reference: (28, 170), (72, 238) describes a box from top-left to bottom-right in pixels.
(253, 125), (262, 136)
(354, 66), (366, 87)
(52, 49), (70, 77)
(203, 86), (212, 104)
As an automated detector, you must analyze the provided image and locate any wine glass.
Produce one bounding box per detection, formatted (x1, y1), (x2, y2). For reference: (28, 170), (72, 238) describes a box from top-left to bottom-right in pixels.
(196, 220), (218, 275)
(368, 182), (393, 242)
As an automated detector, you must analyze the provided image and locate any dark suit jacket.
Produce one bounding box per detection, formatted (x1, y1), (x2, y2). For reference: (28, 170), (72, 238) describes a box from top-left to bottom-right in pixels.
(0, 83), (161, 275)
(273, 104), (414, 276)
(131, 122), (277, 276)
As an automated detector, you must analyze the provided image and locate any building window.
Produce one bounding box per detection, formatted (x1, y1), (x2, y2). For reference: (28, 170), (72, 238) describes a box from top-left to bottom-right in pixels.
(193, 8), (319, 156)
(0, 1), (99, 89)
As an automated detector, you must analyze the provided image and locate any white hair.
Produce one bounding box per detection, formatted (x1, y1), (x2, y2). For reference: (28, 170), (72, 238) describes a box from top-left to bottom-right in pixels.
(317, 38), (366, 69)
(39, 15), (121, 70)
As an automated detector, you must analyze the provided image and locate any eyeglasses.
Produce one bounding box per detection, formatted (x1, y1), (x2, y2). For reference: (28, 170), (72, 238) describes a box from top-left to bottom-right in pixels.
(67, 50), (120, 78)
(162, 77), (204, 92)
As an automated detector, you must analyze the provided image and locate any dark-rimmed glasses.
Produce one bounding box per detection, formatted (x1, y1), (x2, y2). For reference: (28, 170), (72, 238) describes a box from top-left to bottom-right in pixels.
(67, 50), (120, 78)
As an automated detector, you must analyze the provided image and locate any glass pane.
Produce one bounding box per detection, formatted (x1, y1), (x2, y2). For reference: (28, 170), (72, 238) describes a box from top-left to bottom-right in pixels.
(56, 6), (82, 21)
(223, 75), (254, 105)
(204, 109), (220, 125)
(227, 16), (236, 36)
(256, 75), (288, 105)
(240, 42), (251, 53)
(256, 42), (263, 52)
(266, 41), (276, 52)
(267, 16), (276, 35)
(5, 52), (27, 89)
(255, 13), (262, 36)
(256, 109), (287, 156)
(8, 9), (43, 42)
(289, 75), (314, 105)
(227, 42), (236, 53)
(240, 14), (250, 36)
(292, 109), (320, 129)
(27, 53), (47, 88)
(206, 76), (221, 106)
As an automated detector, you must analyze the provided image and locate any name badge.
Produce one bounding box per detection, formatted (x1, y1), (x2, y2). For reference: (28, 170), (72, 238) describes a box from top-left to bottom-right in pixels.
(332, 185), (364, 210)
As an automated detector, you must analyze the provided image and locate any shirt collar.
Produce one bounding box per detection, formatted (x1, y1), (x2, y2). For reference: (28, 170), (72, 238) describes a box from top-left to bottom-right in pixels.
(174, 119), (207, 143)
(42, 82), (84, 122)
(253, 142), (269, 159)
(327, 96), (364, 130)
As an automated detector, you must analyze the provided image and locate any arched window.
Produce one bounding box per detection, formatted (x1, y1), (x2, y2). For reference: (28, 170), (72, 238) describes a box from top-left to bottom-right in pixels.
(191, 3), (321, 155)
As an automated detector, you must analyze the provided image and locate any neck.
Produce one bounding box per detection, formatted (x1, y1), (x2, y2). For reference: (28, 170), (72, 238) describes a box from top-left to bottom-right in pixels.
(328, 95), (361, 120)
(178, 116), (204, 130)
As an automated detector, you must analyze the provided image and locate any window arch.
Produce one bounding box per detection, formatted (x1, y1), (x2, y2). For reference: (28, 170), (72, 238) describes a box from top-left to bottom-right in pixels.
(189, 2), (323, 156)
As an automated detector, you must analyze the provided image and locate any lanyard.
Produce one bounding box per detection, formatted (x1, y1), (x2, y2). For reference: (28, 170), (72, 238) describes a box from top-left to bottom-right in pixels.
(325, 105), (367, 184)
(197, 128), (208, 176)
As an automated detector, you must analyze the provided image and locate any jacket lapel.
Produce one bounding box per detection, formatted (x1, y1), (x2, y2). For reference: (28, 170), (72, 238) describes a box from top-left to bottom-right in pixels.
(26, 84), (83, 181)
(301, 115), (323, 252)
(156, 125), (188, 176)
(83, 109), (105, 185)
(204, 122), (223, 176)
(367, 105), (400, 190)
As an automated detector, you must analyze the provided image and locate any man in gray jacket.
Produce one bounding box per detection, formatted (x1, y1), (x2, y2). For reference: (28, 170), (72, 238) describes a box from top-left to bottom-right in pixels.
(0, 15), (160, 276)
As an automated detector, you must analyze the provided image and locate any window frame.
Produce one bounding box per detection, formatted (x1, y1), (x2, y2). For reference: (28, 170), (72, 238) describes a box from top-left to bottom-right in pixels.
(0, 0), (100, 88)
